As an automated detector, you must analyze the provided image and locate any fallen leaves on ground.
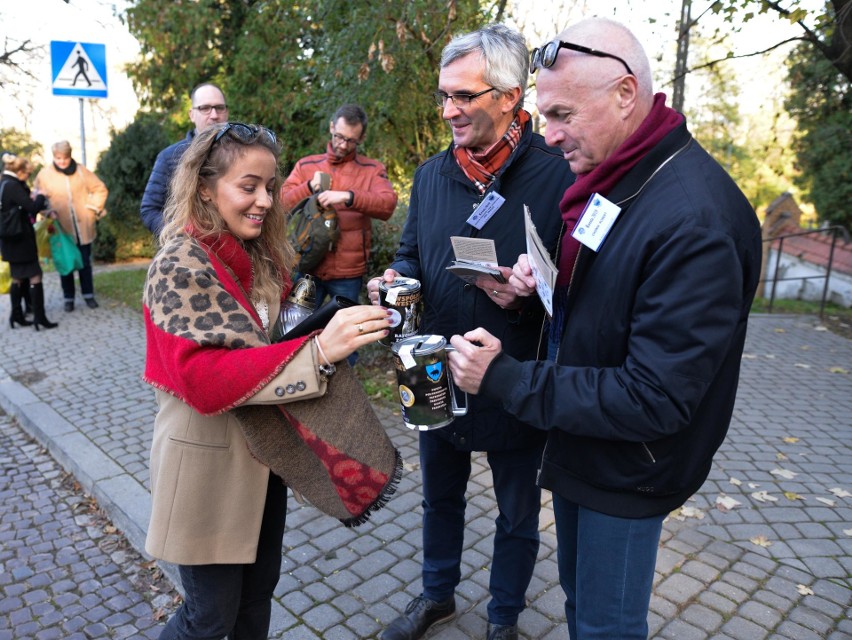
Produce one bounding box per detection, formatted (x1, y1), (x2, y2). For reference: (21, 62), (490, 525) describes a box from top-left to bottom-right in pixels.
(829, 487), (852, 498)
(751, 491), (779, 503)
(750, 535), (772, 547)
(771, 468), (798, 480)
(815, 497), (836, 507)
(784, 491), (804, 501)
(782, 436), (799, 444)
(797, 584), (814, 595)
(668, 505), (705, 521)
(828, 366), (849, 374)
(715, 495), (742, 512)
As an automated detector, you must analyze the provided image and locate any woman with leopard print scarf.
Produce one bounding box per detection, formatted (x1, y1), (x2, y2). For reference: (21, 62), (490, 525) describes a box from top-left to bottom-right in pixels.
(142, 122), (394, 640)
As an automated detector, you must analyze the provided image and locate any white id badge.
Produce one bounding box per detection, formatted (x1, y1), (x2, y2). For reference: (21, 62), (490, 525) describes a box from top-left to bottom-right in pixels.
(571, 193), (621, 252)
(466, 191), (506, 230)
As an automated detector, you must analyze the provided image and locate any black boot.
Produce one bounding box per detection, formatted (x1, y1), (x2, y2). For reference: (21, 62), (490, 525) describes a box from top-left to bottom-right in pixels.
(21, 278), (33, 316)
(31, 282), (58, 331)
(9, 282), (34, 328)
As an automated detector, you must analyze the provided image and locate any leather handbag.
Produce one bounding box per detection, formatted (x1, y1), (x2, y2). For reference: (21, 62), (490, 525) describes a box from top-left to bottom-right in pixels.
(0, 182), (25, 240)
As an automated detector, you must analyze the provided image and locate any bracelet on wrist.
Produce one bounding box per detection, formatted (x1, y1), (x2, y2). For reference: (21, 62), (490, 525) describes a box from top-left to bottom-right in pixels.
(313, 336), (336, 377)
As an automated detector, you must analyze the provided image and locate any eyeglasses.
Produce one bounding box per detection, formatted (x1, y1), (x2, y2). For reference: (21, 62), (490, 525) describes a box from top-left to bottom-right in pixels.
(530, 40), (634, 76)
(210, 122), (278, 150)
(193, 104), (229, 114)
(433, 87), (497, 108)
(331, 132), (361, 147)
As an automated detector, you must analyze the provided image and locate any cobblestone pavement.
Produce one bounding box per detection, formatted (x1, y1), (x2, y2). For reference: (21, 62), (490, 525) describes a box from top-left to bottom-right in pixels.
(0, 271), (850, 639)
(0, 410), (178, 639)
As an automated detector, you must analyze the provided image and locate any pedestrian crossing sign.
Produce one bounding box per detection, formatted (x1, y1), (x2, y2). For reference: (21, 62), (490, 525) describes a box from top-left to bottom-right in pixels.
(50, 41), (108, 98)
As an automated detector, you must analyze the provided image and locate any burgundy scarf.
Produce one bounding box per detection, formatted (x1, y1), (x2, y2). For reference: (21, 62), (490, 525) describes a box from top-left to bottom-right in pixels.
(556, 93), (683, 285)
(454, 109), (531, 193)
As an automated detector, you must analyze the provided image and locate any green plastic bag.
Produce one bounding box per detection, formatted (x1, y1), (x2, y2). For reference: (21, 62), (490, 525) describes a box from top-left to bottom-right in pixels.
(49, 224), (84, 276)
(0, 260), (10, 295)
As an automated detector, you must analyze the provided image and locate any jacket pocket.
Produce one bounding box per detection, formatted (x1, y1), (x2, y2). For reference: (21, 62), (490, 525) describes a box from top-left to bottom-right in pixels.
(167, 436), (230, 451)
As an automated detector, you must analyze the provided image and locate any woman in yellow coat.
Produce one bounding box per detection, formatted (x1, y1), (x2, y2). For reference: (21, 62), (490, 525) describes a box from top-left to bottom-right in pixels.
(33, 140), (108, 311)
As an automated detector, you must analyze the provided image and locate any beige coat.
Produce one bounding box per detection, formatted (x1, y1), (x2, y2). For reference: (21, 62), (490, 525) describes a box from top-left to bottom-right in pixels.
(34, 163), (108, 245)
(145, 331), (329, 566)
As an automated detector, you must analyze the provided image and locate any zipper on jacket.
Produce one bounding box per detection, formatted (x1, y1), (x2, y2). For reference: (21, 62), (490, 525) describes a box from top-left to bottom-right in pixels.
(641, 442), (656, 463)
(553, 240), (585, 364)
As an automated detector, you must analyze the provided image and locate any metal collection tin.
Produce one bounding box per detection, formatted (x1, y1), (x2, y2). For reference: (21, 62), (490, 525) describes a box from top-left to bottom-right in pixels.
(391, 334), (467, 430)
(378, 277), (422, 346)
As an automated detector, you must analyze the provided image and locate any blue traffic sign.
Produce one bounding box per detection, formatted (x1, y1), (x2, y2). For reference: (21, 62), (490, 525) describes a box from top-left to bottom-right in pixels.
(51, 41), (108, 98)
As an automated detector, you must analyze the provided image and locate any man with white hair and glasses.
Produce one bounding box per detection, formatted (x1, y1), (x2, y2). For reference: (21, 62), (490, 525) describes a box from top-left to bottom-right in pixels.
(369, 24), (573, 640)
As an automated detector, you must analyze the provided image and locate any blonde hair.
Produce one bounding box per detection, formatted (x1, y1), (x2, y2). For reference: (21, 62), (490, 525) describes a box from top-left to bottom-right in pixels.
(51, 140), (73, 157)
(2, 152), (32, 174)
(159, 123), (294, 304)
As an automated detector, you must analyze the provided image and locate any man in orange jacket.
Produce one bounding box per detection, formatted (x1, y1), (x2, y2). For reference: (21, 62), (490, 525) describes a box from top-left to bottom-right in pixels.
(281, 104), (398, 318)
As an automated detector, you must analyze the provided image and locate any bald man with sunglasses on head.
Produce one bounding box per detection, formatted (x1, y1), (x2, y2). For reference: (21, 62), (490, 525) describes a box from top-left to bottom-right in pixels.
(448, 18), (762, 639)
(140, 82), (229, 236)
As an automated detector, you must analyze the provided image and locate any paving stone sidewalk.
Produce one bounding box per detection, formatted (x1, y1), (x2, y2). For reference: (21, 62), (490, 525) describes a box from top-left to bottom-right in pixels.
(0, 271), (850, 639)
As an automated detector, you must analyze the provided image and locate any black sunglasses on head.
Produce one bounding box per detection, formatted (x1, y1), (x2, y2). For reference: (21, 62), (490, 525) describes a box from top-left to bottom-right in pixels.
(212, 122), (278, 146)
(530, 40), (634, 76)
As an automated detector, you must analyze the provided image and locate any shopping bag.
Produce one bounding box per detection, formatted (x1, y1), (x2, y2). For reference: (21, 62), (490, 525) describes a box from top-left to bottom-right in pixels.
(0, 260), (10, 295)
(49, 225), (84, 276)
(33, 218), (52, 259)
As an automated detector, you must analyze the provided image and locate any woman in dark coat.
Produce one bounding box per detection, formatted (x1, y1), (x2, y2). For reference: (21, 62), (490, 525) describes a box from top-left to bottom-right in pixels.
(0, 152), (56, 330)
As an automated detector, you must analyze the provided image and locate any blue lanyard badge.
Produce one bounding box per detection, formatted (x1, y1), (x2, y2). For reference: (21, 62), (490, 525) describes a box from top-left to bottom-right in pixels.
(466, 191), (506, 230)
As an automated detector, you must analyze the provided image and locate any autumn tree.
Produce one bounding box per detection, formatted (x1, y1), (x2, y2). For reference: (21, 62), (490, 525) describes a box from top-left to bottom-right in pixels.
(706, 0), (851, 82)
(124, 0), (489, 176)
(785, 40), (852, 229)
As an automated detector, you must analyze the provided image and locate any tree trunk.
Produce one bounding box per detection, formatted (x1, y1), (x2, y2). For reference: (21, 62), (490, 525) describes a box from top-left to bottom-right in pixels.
(672, 0), (692, 113)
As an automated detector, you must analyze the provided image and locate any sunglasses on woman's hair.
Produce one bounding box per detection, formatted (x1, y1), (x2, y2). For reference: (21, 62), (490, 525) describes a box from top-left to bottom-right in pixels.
(211, 122), (278, 147)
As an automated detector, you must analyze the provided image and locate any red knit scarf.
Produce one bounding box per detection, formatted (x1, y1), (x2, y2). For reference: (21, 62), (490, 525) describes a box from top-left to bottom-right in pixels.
(454, 109), (531, 193)
(556, 93), (683, 285)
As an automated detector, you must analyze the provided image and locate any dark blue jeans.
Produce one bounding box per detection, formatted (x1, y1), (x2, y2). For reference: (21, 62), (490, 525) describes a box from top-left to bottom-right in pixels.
(419, 433), (542, 626)
(158, 474), (287, 640)
(60, 242), (94, 301)
(310, 275), (364, 366)
(310, 275), (363, 307)
(553, 494), (664, 639)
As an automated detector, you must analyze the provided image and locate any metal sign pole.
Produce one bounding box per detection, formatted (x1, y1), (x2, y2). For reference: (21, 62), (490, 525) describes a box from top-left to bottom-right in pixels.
(79, 98), (87, 166)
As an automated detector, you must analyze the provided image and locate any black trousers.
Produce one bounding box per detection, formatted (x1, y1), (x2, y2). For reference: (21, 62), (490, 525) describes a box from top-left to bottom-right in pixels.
(158, 473), (287, 640)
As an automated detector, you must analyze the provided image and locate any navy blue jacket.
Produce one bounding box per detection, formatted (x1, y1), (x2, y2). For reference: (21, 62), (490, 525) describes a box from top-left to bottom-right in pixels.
(391, 122), (575, 451)
(140, 131), (194, 235)
(481, 121), (762, 516)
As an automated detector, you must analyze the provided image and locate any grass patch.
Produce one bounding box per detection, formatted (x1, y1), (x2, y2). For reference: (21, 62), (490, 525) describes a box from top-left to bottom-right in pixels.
(751, 296), (852, 318)
(93, 267), (148, 311)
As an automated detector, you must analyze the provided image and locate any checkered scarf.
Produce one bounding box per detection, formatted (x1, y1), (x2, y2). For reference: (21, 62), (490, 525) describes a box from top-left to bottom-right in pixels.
(453, 109), (531, 194)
